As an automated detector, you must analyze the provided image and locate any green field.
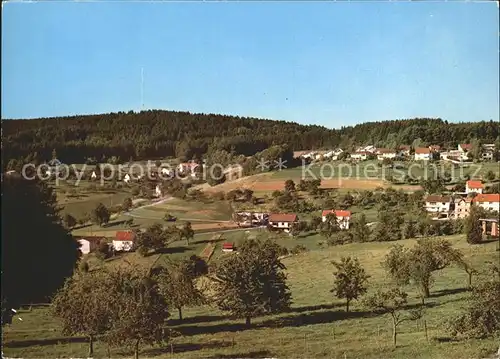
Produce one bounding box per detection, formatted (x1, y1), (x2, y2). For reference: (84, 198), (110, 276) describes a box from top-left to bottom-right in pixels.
(3, 235), (499, 359)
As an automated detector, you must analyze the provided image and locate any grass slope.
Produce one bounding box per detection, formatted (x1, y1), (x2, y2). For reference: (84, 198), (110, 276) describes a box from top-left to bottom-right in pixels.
(3, 235), (499, 359)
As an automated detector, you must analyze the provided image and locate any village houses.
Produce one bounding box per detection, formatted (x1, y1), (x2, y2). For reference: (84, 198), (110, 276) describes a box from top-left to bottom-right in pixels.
(321, 210), (351, 230)
(458, 143), (473, 153)
(268, 213), (298, 233)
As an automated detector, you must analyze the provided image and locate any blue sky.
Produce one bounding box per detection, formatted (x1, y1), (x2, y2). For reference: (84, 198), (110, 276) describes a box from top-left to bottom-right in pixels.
(2, 1), (498, 127)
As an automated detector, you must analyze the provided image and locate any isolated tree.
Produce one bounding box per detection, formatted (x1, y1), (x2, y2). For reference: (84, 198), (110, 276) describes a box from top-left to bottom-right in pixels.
(63, 213), (77, 229)
(363, 288), (421, 347)
(383, 238), (463, 300)
(180, 222), (194, 245)
(122, 197), (133, 212)
(154, 260), (205, 321)
(135, 223), (168, 256)
(449, 265), (500, 339)
(352, 214), (371, 242)
(2, 176), (80, 325)
(213, 239), (291, 326)
(52, 270), (114, 356)
(455, 259), (477, 289)
(104, 268), (171, 359)
(331, 257), (369, 312)
(320, 213), (340, 239)
(284, 179), (296, 192)
(465, 205), (483, 244)
(92, 203), (110, 227)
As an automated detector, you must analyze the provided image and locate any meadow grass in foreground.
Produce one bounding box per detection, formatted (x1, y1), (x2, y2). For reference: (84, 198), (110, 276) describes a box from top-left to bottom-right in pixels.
(3, 235), (499, 359)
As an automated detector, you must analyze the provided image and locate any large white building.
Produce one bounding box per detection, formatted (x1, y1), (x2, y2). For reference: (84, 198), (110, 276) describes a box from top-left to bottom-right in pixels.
(424, 195), (453, 213)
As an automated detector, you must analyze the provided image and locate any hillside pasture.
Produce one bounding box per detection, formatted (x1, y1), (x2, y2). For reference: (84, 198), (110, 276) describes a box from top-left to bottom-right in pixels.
(3, 235), (499, 359)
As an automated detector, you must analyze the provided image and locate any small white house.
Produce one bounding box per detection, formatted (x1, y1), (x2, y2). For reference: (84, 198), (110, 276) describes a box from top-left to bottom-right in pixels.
(268, 213), (298, 233)
(414, 147), (431, 161)
(321, 210), (351, 230)
(466, 180), (484, 194)
(155, 185), (162, 197)
(91, 171), (97, 180)
(123, 173), (131, 183)
(113, 231), (136, 252)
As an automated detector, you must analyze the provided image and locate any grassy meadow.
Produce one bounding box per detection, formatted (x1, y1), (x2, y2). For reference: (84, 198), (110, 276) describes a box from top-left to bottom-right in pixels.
(3, 234), (499, 359)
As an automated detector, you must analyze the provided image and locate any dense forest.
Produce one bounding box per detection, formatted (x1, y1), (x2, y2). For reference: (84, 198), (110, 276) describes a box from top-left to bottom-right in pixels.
(2, 110), (499, 165)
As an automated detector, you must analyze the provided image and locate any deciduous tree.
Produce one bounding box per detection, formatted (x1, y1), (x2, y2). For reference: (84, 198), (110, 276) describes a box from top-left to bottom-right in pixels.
(213, 239), (291, 326)
(331, 257), (369, 312)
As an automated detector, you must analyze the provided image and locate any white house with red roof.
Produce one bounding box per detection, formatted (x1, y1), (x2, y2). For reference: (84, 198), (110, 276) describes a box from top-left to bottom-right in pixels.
(321, 210), (352, 230)
(112, 231), (136, 252)
(414, 147), (431, 161)
(466, 180), (484, 194)
(268, 213), (298, 232)
(473, 193), (500, 213)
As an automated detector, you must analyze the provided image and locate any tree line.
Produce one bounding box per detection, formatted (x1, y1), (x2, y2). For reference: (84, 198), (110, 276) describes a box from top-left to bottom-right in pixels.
(3, 110), (499, 167)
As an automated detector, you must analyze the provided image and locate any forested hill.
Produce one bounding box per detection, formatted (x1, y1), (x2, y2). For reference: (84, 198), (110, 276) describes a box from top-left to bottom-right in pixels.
(2, 110), (499, 164)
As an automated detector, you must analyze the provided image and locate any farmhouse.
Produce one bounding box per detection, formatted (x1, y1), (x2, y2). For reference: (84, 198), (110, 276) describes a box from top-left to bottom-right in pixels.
(429, 145), (441, 152)
(375, 148), (397, 160)
(113, 231), (136, 252)
(355, 145), (376, 153)
(473, 193), (500, 213)
(414, 147), (431, 161)
(424, 195), (453, 213)
(321, 210), (351, 229)
(466, 180), (484, 194)
(268, 213), (298, 232)
(75, 236), (102, 255)
(323, 149), (344, 160)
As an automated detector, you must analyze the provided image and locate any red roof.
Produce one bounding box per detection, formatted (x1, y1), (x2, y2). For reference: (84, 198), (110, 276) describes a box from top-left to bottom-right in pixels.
(269, 213), (298, 222)
(460, 144), (473, 150)
(467, 180), (483, 189)
(322, 210), (352, 218)
(473, 194), (500, 203)
(415, 147), (430, 154)
(115, 231), (136, 241)
(222, 243), (234, 249)
(399, 145), (410, 150)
